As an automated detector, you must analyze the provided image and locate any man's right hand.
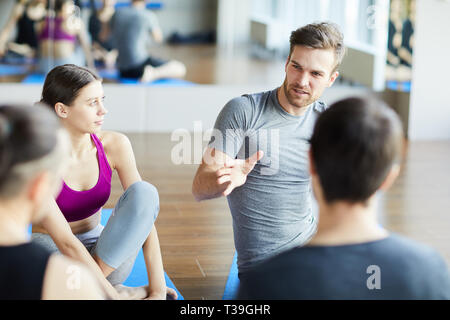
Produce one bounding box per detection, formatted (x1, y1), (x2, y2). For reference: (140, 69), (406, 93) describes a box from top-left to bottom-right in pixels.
(215, 151), (264, 196)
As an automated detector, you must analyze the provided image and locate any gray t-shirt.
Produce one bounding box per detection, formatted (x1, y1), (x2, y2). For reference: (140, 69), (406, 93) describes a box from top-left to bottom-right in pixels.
(110, 7), (159, 70)
(208, 88), (327, 273)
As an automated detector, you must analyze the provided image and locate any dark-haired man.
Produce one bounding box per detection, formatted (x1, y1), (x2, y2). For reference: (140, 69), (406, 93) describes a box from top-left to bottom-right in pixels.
(192, 23), (344, 277)
(238, 97), (450, 299)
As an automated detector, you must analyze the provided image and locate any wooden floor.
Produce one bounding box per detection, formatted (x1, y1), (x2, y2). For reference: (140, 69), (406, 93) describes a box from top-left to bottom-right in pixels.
(104, 133), (450, 300)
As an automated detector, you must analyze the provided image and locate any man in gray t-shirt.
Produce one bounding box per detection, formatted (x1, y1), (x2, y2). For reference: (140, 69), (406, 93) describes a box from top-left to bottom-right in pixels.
(110, 0), (185, 81)
(192, 23), (345, 275)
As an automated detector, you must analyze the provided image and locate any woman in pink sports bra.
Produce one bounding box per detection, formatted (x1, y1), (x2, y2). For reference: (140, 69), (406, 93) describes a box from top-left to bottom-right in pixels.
(31, 64), (177, 300)
(36, 0), (94, 74)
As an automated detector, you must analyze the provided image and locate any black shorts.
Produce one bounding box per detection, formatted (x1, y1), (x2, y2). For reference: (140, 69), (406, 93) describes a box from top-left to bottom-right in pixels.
(119, 56), (167, 79)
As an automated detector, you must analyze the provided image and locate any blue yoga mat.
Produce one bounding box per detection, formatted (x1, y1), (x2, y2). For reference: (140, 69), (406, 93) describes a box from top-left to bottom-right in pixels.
(80, 1), (162, 10)
(22, 71), (195, 88)
(222, 252), (239, 300)
(0, 64), (29, 76)
(100, 208), (183, 299)
(119, 77), (196, 86)
(22, 73), (45, 83)
(386, 80), (411, 92)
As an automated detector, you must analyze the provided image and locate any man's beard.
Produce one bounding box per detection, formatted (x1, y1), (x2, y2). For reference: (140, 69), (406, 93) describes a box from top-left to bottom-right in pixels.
(283, 79), (316, 109)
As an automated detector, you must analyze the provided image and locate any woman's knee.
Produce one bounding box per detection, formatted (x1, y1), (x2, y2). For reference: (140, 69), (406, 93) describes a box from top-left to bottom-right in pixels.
(126, 181), (160, 221)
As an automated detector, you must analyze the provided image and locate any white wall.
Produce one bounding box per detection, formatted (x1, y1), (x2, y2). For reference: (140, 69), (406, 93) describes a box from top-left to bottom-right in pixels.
(409, 0), (450, 140)
(216, 0), (251, 50)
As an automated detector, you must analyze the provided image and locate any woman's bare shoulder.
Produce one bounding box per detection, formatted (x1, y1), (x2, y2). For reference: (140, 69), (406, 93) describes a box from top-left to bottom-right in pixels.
(97, 131), (131, 153)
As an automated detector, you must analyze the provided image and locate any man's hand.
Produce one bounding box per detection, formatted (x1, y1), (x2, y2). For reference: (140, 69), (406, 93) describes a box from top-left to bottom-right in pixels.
(215, 151), (264, 196)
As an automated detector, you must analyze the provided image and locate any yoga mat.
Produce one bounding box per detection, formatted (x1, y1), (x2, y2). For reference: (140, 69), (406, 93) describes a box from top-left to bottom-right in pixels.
(22, 73), (45, 83)
(101, 208), (183, 300)
(222, 252), (239, 300)
(119, 77), (196, 86)
(386, 80), (411, 92)
(80, 1), (163, 10)
(0, 64), (29, 76)
(22, 71), (195, 88)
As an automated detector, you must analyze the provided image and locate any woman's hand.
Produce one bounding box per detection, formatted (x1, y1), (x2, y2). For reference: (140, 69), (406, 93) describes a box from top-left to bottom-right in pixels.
(144, 286), (178, 300)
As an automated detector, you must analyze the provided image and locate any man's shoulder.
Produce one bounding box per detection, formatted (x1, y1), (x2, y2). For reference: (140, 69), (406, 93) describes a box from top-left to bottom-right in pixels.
(382, 233), (446, 264)
(225, 89), (275, 112)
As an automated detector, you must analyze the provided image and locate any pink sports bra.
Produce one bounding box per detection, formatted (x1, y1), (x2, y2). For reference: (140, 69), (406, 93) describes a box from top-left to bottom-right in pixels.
(39, 16), (77, 42)
(56, 134), (112, 222)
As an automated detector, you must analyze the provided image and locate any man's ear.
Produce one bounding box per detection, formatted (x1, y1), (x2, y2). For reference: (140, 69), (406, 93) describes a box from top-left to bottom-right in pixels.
(328, 71), (339, 87)
(54, 102), (69, 119)
(379, 164), (400, 192)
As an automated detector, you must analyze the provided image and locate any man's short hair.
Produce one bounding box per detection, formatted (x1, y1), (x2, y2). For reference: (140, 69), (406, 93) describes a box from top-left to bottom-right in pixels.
(309, 96), (404, 204)
(289, 22), (345, 73)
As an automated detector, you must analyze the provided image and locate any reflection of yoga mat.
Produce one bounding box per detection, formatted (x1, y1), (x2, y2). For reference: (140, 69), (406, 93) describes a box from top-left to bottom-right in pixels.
(0, 64), (29, 76)
(80, 1), (163, 10)
(222, 252), (239, 300)
(22, 71), (195, 88)
(101, 208), (183, 300)
(119, 77), (196, 86)
(386, 80), (411, 92)
(22, 73), (45, 83)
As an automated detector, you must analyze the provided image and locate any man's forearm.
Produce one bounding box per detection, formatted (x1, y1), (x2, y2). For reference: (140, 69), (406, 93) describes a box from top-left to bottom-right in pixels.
(192, 168), (226, 201)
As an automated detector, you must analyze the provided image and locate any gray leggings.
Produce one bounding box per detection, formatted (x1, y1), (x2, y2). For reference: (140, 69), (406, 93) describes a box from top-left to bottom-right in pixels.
(31, 181), (159, 286)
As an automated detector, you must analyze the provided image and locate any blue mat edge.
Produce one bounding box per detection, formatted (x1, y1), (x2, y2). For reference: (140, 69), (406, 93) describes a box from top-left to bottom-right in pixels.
(222, 252), (239, 300)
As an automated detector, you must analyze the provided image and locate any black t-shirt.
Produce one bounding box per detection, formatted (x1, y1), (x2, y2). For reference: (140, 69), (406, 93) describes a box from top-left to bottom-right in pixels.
(238, 234), (450, 300)
(0, 242), (52, 300)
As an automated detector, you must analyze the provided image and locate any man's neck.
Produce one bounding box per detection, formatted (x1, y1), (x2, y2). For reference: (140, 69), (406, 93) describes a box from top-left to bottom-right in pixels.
(308, 198), (388, 246)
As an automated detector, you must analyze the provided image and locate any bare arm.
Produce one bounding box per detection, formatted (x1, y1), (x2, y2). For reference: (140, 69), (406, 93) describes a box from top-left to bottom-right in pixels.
(35, 199), (119, 299)
(76, 19), (95, 69)
(151, 27), (163, 44)
(192, 147), (264, 201)
(192, 147), (234, 201)
(0, 2), (25, 55)
(42, 255), (106, 300)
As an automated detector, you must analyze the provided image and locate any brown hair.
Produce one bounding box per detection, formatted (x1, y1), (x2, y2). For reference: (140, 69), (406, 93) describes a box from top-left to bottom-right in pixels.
(310, 96), (403, 204)
(40, 64), (101, 108)
(289, 22), (345, 72)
